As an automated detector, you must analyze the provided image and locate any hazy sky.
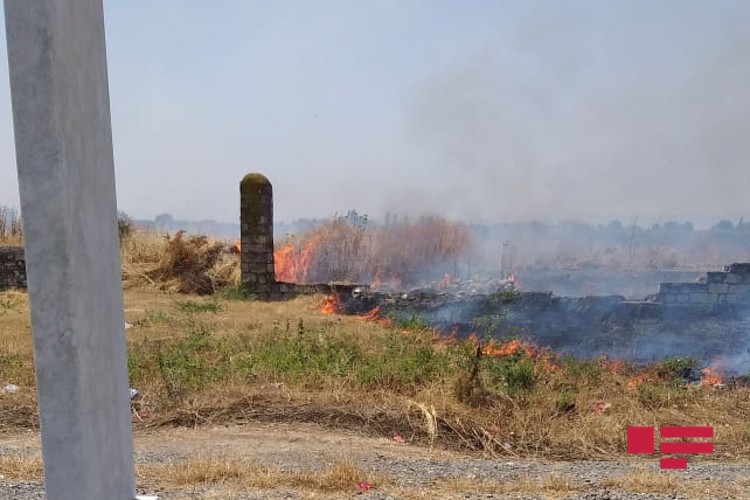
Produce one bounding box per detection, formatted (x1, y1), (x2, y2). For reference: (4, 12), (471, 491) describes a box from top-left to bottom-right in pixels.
(0, 1), (748, 225)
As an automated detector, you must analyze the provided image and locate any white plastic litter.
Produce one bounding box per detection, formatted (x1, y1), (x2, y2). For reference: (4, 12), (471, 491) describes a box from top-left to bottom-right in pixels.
(124, 322), (133, 329)
(2, 384), (19, 394)
(129, 388), (140, 400)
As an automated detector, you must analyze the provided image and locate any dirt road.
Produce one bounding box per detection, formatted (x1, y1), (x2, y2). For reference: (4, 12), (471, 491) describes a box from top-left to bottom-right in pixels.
(1, 423), (748, 499)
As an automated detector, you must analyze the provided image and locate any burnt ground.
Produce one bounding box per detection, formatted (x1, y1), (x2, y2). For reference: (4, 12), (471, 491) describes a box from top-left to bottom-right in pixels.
(336, 287), (750, 371)
(1, 423), (749, 499)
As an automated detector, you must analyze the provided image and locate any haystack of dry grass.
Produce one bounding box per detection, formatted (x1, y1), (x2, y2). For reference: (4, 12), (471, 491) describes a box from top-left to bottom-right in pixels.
(121, 229), (239, 295)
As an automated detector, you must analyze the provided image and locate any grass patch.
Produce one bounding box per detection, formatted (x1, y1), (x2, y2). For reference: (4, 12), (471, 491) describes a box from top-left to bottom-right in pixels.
(174, 298), (222, 314)
(599, 469), (679, 494)
(3, 289), (750, 462)
(385, 311), (432, 331)
(0, 292), (25, 315)
(441, 474), (576, 495)
(139, 309), (178, 326)
(0, 453), (43, 481)
(138, 457), (377, 493)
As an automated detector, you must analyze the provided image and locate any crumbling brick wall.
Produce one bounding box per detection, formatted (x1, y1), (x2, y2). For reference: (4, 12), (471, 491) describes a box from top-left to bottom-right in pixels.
(0, 246), (26, 290)
(658, 263), (750, 307)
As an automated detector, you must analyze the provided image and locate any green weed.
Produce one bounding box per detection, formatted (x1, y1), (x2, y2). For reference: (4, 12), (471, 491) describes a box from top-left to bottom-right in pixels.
(175, 299), (222, 314)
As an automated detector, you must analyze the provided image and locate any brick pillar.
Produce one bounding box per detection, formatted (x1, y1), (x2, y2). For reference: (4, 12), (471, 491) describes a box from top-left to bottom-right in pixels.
(240, 173), (275, 298)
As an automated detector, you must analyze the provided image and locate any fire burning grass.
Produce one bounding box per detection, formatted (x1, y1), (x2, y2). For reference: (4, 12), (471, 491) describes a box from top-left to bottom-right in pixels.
(318, 294), (726, 388)
(2, 288), (750, 462)
(272, 216), (471, 287)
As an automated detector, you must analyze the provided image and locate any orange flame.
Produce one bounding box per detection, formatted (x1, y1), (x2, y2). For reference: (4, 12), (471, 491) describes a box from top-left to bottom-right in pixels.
(626, 371), (669, 388)
(232, 240), (241, 253)
(318, 295), (342, 315)
(481, 338), (557, 372)
(274, 236), (320, 283)
(354, 306), (393, 327)
(356, 306), (381, 322)
(483, 338), (533, 357)
(274, 244), (294, 281)
(699, 367), (724, 386)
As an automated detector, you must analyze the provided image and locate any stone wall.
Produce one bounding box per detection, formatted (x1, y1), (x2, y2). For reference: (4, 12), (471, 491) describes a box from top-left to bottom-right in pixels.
(658, 263), (750, 307)
(0, 246), (26, 290)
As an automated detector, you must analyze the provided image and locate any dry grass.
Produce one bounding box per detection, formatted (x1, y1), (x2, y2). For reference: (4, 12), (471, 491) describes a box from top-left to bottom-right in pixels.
(121, 229), (239, 295)
(4, 286), (750, 463)
(600, 467), (750, 499)
(138, 457), (376, 493)
(600, 468), (680, 493)
(0, 453), (43, 481)
(0, 451), (375, 494)
(441, 474), (576, 496)
(275, 216), (471, 285)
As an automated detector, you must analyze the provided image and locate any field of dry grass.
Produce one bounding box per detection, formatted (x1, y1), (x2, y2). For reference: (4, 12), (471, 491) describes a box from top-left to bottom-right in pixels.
(2, 284), (750, 464)
(3, 228), (750, 497)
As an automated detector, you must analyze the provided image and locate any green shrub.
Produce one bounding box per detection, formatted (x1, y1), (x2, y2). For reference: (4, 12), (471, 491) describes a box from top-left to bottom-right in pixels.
(388, 312), (431, 331)
(561, 357), (604, 384)
(484, 355), (537, 395)
(554, 386), (577, 414)
(655, 356), (698, 382)
(637, 382), (697, 409)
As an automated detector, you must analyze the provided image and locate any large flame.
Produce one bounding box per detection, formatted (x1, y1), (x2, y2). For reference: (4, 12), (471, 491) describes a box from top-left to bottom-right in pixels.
(274, 244), (294, 281)
(699, 367), (724, 386)
(275, 236), (320, 283)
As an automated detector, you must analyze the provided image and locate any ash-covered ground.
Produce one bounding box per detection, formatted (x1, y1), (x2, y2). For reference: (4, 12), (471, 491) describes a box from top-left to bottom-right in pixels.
(331, 264), (750, 375)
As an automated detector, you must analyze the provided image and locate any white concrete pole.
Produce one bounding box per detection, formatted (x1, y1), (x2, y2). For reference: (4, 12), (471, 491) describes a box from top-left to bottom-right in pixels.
(3, 1), (137, 499)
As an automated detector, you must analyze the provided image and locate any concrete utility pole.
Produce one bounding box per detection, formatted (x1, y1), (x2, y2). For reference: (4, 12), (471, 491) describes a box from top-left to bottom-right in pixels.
(3, 1), (143, 498)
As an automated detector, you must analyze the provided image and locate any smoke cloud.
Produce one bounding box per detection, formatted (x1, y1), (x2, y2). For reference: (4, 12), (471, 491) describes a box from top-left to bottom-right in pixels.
(397, 1), (750, 223)
(0, 1), (747, 225)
